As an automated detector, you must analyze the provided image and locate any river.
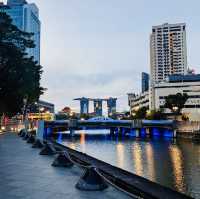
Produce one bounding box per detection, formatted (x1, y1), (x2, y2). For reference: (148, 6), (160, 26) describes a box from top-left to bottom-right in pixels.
(60, 129), (200, 198)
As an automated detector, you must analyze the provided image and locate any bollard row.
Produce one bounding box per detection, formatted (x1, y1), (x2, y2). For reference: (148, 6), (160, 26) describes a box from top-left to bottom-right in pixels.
(18, 129), (141, 198)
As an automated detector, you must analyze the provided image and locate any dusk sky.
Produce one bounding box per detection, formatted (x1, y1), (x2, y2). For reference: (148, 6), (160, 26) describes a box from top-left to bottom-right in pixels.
(5, 0), (200, 112)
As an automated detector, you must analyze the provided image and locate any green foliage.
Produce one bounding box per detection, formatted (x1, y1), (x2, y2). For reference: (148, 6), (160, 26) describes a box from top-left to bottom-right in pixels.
(55, 113), (69, 120)
(80, 113), (90, 120)
(164, 93), (189, 114)
(0, 12), (45, 116)
(132, 107), (147, 119)
(182, 114), (189, 121)
(146, 109), (166, 120)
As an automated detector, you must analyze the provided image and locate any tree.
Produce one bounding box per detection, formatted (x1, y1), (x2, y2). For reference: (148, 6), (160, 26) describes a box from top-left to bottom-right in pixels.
(134, 107), (147, 119)
(164, 93), (189, 114)
(0, 12), (45, 116)
(146, 109), (166, 120)
(62, 107), (71, 114)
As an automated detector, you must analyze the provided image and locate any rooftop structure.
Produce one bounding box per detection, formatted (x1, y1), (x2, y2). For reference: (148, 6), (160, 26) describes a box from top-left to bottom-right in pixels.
(74, 97), (117, 116)
(167, 74), (200, 83)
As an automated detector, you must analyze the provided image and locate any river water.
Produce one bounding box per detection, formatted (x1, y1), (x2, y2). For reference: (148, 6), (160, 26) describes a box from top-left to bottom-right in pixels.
(60, 129), (200, 198)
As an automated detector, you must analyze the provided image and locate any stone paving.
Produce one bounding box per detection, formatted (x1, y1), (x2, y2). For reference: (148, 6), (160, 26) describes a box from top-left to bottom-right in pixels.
(0, 133), (132, 199)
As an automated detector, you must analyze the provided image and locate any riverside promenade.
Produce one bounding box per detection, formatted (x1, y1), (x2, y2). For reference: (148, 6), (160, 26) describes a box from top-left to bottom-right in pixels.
(0, 132), (132, 199)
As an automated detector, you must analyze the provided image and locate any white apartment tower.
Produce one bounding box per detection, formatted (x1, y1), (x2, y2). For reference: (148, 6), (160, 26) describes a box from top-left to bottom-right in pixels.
(150, 23), (187, 84)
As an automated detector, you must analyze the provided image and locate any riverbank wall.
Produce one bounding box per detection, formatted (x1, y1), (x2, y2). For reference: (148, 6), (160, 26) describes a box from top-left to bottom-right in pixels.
(176, 121), (200, 139)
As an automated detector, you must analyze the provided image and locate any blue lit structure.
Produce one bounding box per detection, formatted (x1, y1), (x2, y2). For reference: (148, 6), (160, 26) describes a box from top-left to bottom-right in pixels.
(140, 128), (146, 137)
(152, 128), (161, 136)
(163, 129), (173, 137)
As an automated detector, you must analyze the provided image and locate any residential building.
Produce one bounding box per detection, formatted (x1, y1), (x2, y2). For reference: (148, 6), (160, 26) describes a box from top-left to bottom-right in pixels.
(0, 0), (40, 63)
(150, 23), (187, 84)
(142, 72), (149, 93)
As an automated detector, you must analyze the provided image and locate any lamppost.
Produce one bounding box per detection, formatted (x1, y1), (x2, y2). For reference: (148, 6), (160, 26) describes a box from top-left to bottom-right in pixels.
(172, 106), (178, 120)
(23, 96), (28, 122)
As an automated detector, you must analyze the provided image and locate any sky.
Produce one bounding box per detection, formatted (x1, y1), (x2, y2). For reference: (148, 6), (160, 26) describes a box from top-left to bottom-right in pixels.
(4, 0), (200, 112)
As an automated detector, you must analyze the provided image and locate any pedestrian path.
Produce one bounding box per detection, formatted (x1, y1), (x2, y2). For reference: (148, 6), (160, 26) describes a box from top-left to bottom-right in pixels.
(0, 133), (132, 199)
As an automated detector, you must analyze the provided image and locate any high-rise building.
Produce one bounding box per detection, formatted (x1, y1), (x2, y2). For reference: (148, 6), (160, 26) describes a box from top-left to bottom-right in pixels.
(0, 0), (40, 63)
(150, 23), (187, 84)
(142, 72), (149, 93)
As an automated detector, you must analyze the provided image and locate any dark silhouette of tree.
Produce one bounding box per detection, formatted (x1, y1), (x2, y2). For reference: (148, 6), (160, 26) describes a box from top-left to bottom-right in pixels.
(146, 109), (166, 120)
(0, 12), (45, 116)
(135, 107), (147, 119)
(164, 93), (189, 114)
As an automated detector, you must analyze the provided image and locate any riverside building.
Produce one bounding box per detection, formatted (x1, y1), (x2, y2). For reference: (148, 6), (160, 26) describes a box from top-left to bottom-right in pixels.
(128, 91), (149, 114)
(150, 23), (188, 109)
(128, 22), (200, 121)
(129, 73), (200, 121)
(0, 0), (41, 63)
(150, 23), (187, 83)
(154, 74), (200, 121)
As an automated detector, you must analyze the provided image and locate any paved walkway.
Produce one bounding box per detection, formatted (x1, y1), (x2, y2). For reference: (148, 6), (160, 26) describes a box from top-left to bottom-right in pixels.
(0, 133), (132, 199)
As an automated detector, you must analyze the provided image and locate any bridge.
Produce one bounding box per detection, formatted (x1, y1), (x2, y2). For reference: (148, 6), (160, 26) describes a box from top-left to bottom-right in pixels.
(40, 118), (176, 138)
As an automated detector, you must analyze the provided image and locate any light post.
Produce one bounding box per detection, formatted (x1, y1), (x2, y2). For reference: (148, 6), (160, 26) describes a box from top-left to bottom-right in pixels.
(172, 106), (178, 120)
(23, 96), (28, 122)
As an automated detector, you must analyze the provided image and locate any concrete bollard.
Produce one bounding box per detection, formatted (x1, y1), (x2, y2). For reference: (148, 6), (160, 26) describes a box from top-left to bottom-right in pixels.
(32, 139), (44, 148)
(20, 130), (26, 138)
(23, 133), (30, 140)
(27, 135), (35, 144)
(18, 129), (25, 136)
(76, 167), (108, 191)
(52, 151), (74, 167)
(39, 142), (57, 155)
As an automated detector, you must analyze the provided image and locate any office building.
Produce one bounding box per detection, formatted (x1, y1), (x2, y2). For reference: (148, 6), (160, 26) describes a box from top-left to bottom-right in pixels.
(142, 72), (149, 93)
(0, 0), (40, 63)
(154, 74), (200, 121)
(150, 23), (187, 84)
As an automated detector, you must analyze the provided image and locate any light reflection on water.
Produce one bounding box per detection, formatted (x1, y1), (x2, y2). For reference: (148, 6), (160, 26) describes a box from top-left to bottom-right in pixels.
(61, 129), (200, 198)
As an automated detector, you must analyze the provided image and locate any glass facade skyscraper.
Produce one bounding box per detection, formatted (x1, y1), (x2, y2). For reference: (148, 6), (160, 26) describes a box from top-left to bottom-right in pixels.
(0, 0), (40, 64)
(142, 72), (149, 93)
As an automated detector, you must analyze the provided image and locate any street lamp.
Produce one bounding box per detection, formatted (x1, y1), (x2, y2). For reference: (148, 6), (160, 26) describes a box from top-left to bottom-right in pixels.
(23, 96), (28, 122)
(172, 106), (179, 120)
(172, 106), (178, 112)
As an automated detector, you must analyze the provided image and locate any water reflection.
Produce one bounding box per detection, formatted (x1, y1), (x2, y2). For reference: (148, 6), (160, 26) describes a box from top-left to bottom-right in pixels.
(116, 142), (124, 168)
(169, 145), (186, 193)
(132, 143), (143, 176)
(80, 132), (86, 152)
(62, 129), (200, 198)
(145, 143), (155, 181)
